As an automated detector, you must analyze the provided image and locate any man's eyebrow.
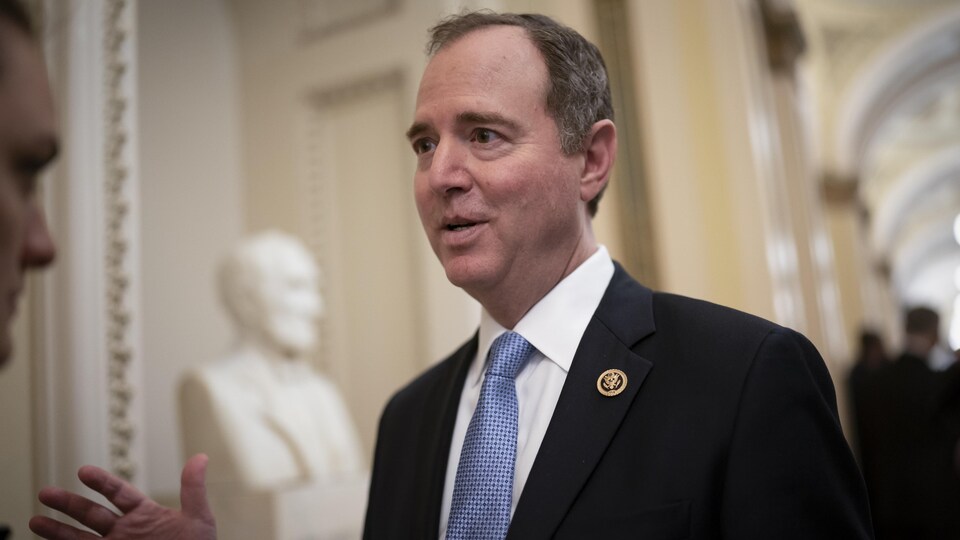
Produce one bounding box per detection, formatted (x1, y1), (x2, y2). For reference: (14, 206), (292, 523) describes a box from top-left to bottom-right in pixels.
(456, 111), (519, 132)
(405, 122), (429, 141)
(405, 112), (521, 141)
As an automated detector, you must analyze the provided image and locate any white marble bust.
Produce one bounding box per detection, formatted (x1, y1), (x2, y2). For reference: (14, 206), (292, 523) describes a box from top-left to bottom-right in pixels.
(179, 231), (364, 491)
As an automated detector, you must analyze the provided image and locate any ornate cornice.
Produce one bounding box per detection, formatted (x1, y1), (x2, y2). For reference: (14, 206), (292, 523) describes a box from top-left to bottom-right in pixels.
(308, 70), (403, 108)
(104, 0), (136, 482)
(298, 0), (400, 44)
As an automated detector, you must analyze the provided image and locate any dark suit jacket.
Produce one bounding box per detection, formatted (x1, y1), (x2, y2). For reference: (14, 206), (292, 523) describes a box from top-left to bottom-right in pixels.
(364, 265), (873, 539)
(860, 354), (960, 539)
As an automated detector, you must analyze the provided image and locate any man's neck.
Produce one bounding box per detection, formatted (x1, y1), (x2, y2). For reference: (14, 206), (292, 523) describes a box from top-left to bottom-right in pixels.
(476, 233), (598, 329)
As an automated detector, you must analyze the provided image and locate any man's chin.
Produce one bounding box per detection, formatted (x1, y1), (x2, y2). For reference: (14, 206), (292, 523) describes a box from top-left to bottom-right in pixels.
(442, 261), (496, 296)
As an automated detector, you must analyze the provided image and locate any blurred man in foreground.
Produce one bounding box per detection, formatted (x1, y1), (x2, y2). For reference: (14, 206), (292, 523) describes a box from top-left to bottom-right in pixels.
(0, 0), (56, 366)
(0, 1), (216, 537)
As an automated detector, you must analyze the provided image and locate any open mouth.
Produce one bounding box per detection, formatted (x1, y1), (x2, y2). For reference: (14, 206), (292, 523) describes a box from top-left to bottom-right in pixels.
(446, 222), (477, 232)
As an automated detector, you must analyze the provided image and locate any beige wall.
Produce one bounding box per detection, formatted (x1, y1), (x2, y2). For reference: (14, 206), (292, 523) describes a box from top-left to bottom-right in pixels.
(137, 0), (244, 499)
(627, 0), (852, 425)
(630, 0), (779, 319)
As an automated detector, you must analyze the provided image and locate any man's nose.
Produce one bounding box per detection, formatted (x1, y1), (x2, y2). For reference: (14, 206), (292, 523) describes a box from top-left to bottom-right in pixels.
(21, 204), (56, 268)
(427, 139), (472, 195)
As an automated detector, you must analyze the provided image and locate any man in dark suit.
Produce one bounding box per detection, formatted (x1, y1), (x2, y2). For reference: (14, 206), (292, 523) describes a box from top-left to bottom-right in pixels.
(31, 10), (872, 540)
(365, 11), (873, 540)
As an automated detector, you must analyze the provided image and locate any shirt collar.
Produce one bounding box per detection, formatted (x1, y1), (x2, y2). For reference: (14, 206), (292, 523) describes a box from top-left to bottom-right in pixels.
(469, 246), (615, 387)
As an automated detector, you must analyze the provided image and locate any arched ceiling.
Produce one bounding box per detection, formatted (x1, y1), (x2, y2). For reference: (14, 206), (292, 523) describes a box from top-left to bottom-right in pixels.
(795, 0), (960, 341)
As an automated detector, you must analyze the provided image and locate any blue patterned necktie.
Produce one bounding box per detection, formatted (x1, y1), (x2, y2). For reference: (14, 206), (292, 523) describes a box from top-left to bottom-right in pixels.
(446, 331), (535, 540)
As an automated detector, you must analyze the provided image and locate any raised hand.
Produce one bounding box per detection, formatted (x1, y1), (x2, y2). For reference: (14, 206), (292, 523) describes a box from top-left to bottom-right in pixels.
(29, 454), (217, 540)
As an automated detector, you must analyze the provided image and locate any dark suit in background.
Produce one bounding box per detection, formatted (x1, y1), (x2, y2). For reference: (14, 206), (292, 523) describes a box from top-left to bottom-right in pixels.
(860, 351), (960, 539)
(933, 362), (960, 537)
(365, 266), (873, 539)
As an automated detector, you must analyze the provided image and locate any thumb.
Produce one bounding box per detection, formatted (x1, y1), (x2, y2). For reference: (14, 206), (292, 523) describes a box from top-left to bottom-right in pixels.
(180, 453), (214, 523)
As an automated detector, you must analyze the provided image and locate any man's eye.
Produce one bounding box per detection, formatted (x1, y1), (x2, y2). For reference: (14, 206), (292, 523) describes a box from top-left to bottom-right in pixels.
(14, 157), (50, 196)
(472, 128), (500, 144)
(412, 138), (436, 155)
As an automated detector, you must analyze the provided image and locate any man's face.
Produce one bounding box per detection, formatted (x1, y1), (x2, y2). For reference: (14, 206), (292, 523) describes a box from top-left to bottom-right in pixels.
(409, 26), (587, 307)
(0, 24), (58, 365)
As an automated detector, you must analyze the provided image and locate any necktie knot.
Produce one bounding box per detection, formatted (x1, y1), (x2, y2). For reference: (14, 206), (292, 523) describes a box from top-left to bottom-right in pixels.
(486, 331), (534, 380)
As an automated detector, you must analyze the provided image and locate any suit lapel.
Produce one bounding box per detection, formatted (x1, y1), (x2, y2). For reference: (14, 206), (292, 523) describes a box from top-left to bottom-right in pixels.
(416, 334), (477, 539)
(508, 265), (655, 539)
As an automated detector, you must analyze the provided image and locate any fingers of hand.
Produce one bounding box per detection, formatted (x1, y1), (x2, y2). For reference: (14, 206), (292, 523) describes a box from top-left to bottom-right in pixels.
(180, 454), (214, 522)
(28, 515), (101, 540)
(37, 486), (119, 536)
(78, 465), (147, 514)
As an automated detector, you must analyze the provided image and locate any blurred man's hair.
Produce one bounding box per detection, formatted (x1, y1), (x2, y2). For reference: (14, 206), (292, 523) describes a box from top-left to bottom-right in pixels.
(905, 306), (939, 335)
(0, 0), (35, 76)
(0, 0), (33, 38)
(859, 329), (882, 351)
(426, 10), (613, 217)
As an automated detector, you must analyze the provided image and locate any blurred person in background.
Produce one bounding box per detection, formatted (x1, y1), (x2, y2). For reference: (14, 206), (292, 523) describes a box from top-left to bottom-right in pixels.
(859, 306), (960, 539)
(848, 329), (889, 462)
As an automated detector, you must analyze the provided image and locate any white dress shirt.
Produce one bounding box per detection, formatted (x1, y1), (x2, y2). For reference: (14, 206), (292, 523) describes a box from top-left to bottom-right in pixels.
(439, 246), (615, 537)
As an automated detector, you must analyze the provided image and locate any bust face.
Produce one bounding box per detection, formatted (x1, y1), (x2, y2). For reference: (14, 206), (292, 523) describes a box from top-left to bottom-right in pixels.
(243, 236), (323, 357)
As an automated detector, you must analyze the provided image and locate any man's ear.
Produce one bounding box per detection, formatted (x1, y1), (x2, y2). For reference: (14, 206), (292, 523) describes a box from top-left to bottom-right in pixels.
(579, 119), (617, 204)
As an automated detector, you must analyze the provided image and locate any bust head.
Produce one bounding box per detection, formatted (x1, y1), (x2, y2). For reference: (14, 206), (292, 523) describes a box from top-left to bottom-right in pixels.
(218, 231), (322, 358)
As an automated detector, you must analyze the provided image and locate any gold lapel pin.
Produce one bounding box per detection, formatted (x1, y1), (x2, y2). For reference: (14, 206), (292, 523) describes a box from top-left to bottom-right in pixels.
(597, 368), (627, 397)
